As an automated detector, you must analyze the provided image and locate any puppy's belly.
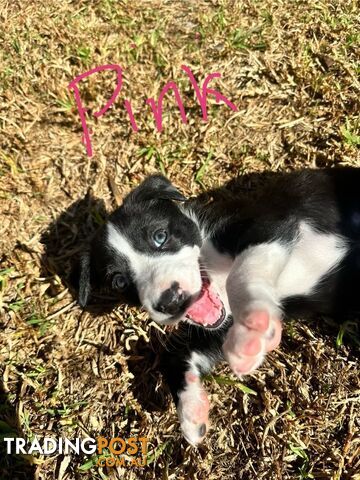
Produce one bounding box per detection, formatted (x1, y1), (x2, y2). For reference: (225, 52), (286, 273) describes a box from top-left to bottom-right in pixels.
(277, 222), (347, 299)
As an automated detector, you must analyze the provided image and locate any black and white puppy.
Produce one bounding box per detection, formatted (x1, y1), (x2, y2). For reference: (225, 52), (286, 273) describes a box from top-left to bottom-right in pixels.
(77, 168), (360, 445)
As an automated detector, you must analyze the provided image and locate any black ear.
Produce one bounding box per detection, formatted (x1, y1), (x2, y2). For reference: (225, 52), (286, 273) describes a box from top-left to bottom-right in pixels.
(124, 175), (186, 204)
(77, 253), (91, 307)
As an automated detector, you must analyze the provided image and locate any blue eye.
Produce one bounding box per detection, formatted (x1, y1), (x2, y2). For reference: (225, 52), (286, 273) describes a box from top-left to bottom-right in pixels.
(153, 229), (168, 248)
(112, 273), (127, 291)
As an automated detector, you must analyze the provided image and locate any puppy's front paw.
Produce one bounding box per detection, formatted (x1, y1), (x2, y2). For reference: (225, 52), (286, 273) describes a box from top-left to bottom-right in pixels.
(223, 309), (282, 377)
(177, 373), (210, 445)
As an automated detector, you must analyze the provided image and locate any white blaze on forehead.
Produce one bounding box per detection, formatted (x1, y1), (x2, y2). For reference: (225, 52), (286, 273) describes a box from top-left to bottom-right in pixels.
(107, 222), (149, 276)
(107, 222), (202, 320)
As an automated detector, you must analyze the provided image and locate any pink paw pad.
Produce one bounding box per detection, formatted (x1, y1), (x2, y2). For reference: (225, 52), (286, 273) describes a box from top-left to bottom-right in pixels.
(244, 310), (270, 333)
(240, 336), (262, 356)
(234, 356), (261, 375)
(224, 309), (283, 377)
(192, 394), (209, 423)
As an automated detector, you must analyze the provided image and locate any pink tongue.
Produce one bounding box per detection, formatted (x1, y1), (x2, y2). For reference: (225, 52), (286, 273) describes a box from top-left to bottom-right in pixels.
(186, 283), (223, 326)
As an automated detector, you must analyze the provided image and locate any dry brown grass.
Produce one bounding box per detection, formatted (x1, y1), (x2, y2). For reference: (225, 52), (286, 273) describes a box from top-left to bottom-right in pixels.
(0, 0), (359, 479)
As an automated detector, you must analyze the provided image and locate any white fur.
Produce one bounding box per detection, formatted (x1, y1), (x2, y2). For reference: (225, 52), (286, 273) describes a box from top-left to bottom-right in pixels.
(226, 241), (289, 321)
(222, 221), (348, 378)
(107, 222), (202, 323)
(177, 381), (208, 445)
(177, 351), (211, 445)
(188, 351), (213, 376)
(277, 222), (347, 298)
(225, 221), (348, 322)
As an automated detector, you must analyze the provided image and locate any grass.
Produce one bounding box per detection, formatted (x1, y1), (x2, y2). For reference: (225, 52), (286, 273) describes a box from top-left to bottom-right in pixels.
(341, 118), (360, 147)
(26, 314), (53, 337)
(0, 0), (359, 479)
(289, 444), (314, 479)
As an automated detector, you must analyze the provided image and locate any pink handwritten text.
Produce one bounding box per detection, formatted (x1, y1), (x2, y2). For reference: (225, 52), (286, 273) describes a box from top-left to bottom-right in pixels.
(68, 64), (238, 157)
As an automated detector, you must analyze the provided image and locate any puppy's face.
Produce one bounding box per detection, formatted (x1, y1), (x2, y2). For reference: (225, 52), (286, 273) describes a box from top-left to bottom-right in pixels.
(78, 175), (204, 325)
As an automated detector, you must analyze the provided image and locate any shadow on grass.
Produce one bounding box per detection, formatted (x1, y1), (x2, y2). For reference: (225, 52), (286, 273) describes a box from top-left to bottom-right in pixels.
(0, 380), (36, 480)
(39, 190), (172, 415)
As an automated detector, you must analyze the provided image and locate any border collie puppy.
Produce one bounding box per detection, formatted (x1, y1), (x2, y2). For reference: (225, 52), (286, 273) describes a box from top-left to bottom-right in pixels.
(77, 169), (360, 445)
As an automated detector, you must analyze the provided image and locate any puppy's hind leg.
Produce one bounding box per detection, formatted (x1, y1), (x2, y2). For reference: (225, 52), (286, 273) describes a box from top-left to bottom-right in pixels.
(160, 324), (226, 445)
(224, 242), (290, 376)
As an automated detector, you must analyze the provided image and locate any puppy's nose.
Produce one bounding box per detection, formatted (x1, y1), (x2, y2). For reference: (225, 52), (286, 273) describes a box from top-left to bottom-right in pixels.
(155, 282), (190, 316)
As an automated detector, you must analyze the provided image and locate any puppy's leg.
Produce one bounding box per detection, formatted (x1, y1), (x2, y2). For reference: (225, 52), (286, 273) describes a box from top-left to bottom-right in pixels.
(224, 242), (290, 376)
(161, 325), (226, 445)
(176, 357), (211, 446)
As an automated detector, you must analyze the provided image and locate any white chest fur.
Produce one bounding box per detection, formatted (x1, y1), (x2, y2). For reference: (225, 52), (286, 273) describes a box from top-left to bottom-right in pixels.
(277, 222), (348, 299)
(202, 221), (348, 312)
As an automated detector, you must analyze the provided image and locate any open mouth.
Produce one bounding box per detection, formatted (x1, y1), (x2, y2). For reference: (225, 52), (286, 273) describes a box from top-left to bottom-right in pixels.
(185, 272), (226, 329)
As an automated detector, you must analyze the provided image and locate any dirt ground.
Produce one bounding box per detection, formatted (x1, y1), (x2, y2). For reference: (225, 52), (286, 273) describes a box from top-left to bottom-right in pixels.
(0, 0), (359, 479)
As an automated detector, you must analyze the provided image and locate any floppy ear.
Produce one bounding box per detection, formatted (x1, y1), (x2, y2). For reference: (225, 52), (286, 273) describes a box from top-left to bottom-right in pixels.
(77, 253), (91, 307)
(124, 175), (186, 203)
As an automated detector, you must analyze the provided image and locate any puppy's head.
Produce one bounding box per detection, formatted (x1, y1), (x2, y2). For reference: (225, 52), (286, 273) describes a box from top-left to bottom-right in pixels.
(77, 175), (204, 325)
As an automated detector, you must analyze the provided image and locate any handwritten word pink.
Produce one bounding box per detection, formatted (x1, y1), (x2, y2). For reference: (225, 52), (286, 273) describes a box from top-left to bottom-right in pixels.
(68, 64), (237, 157)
